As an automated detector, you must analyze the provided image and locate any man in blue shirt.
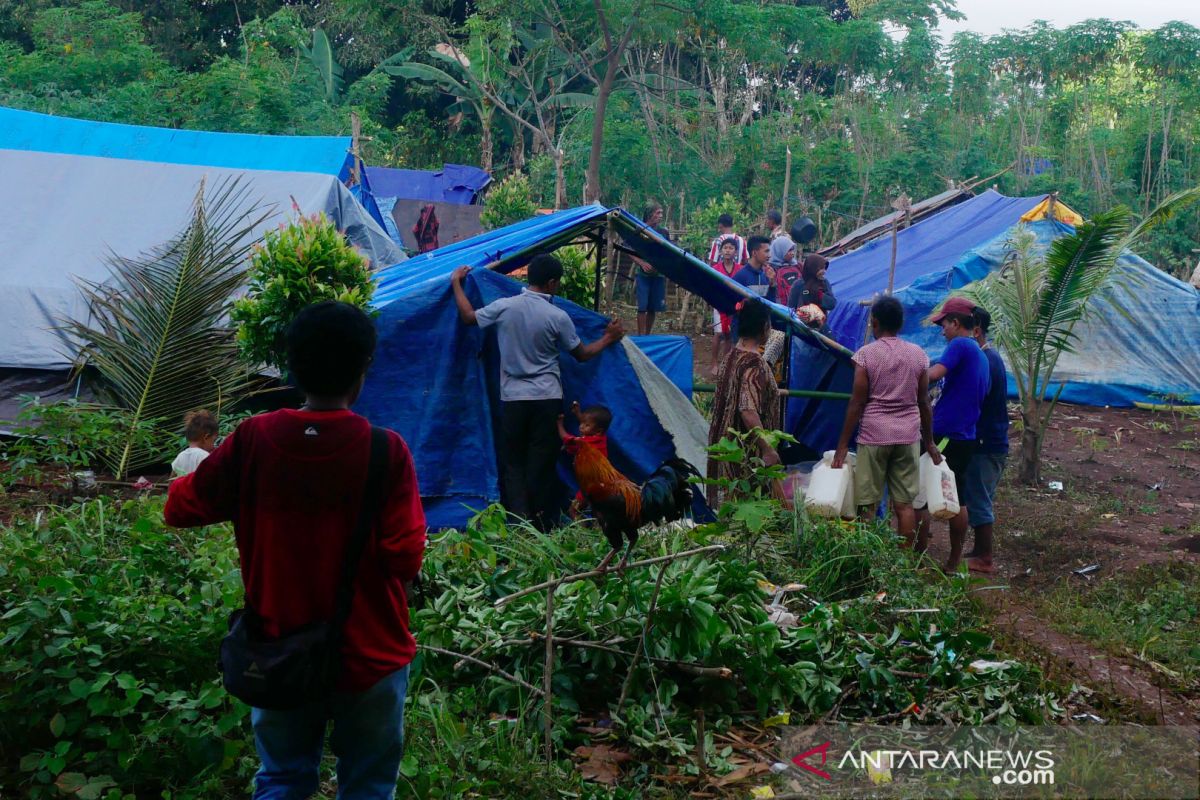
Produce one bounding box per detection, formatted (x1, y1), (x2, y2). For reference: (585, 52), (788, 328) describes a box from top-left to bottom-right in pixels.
(962, 307), (1008, 574)
(732, 236), (776, 302)
(452, 255), (624, 531)
(919, 296), (990, 571)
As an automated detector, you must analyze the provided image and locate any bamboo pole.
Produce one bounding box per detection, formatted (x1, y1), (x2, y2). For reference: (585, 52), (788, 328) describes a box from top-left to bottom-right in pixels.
(604, 214), (618, 305)
(494, 544), (726, 607)
(692, 384), (850, 401)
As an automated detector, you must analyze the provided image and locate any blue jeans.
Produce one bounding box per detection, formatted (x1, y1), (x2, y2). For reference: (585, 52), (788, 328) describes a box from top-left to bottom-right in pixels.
(251, 665), (409, 799)
(962, 451), (1006, 527)
(635, 273), (666, 312)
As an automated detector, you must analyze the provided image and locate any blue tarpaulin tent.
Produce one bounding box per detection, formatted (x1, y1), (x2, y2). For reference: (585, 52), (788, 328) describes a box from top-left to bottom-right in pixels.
(365, 164), (491, 205)
(795, 189), (1200, 452)
(358, 204), (853, 528)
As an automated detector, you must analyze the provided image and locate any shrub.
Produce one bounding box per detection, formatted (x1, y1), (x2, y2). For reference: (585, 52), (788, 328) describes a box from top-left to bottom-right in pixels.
(555, 244), (596, 309)
(1, 398), (175, 485)
(230, 212), (375, 372)
(682, 193), (750, 257)
(0, 498), (253, 798)
(480, 173), (538, 231)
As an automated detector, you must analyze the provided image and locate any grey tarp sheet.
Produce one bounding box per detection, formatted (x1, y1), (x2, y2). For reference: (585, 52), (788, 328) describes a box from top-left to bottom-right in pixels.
(0, 148), (405, 371)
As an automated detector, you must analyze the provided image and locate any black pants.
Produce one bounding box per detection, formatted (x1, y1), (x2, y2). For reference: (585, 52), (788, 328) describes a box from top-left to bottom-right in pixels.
(499, 399), (562, 531)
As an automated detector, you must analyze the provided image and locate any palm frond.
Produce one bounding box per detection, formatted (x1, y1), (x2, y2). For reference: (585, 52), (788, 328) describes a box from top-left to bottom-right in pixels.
(63, 177), (270, 478)
(1126, 186), (1200, 245)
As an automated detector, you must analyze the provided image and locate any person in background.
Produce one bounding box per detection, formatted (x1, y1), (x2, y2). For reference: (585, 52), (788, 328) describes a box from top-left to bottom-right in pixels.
(451, 254), (624, 531)
(632, 203), (670, 335)
(787, 254), (836, 323)
(707, 213), (748, 265)
(732, 236), (776, 302)
(832, 297), (939, 547)
(763, 209), (786, 240)
(557, 401), (612, 518)
(961, 307), (1008, 573)
(710, 237), (742, 376)
(164, 301), (427, 799)
(769, 236), (802, 304)
(707, 298), (781, 508)
(918, 297), (990, 571)
(172, 409), (219, 477)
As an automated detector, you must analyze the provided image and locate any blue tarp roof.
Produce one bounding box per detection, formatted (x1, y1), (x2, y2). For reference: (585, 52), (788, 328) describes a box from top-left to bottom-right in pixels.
(0, 106), (356, 179)
(362, 205), (853, 527)
(365, 164), (492, 205)
(792, 189), (1200, 453)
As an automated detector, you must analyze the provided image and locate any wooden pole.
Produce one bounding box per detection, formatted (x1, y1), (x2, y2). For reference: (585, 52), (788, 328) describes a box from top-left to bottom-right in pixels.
(781, 146), (793, 228)
(604, 214), (618, 306)
(886, 193), (911, 296)
(349, 112), (362, 186)
(593, 238), (602, 312)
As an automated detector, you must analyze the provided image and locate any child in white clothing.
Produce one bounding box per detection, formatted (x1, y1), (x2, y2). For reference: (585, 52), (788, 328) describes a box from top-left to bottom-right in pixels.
(172, 410), (219, 476)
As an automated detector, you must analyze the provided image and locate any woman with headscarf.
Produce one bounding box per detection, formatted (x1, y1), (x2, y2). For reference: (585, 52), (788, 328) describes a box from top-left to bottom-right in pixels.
(706, 298), (782, 507)
(768, 235), (801, 303)
(788, 254), (835, 327)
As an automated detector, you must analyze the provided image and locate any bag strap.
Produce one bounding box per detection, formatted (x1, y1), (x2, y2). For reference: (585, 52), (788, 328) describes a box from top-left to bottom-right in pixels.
(330, 426), (390, 635)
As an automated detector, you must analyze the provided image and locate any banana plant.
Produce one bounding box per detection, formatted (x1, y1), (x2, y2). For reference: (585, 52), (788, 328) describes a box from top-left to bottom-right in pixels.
(63, 178), (268, 479)
(300, 28), (344, 103)
(959, 187), (1200, 485)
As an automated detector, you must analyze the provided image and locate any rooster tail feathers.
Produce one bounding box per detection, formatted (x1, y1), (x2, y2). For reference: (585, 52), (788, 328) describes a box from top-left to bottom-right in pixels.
(638, 457), (699, 524)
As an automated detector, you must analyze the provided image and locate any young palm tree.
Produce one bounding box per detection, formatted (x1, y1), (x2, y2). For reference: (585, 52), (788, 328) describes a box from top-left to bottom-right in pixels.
(959, 189), (1200, 485)
(64, 178), (268, 479)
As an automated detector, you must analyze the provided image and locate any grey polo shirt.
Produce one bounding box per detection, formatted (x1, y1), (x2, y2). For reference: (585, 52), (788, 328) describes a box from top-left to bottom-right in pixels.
(476, 289), (582, 401)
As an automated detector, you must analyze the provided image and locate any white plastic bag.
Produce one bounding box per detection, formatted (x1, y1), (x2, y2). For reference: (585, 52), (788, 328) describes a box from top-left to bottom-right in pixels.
(919, 452), (960, 520)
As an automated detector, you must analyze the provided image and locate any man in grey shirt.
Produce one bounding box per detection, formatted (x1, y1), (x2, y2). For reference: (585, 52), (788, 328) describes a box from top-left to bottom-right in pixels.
(451, 254), (624, 530)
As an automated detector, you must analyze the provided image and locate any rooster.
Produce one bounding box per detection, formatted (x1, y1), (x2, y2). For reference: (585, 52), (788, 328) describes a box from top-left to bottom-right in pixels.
(570, 440), (698, 572)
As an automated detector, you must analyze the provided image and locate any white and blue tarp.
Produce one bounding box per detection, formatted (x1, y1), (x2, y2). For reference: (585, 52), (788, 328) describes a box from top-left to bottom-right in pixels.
(358, 204), (854, 528)
(0, 107), (406, 371)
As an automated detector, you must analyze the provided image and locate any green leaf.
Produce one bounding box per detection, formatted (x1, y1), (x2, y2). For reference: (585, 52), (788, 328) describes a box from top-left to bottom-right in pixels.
(49, 712), (65, 737)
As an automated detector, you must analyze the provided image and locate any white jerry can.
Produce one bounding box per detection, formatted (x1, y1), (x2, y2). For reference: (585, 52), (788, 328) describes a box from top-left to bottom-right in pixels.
(919, 452), (960, 520)
(804, 451), (855, 518)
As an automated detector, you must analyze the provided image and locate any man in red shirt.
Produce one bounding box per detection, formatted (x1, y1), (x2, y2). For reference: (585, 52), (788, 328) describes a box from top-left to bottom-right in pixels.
(165, 301), (426, 799)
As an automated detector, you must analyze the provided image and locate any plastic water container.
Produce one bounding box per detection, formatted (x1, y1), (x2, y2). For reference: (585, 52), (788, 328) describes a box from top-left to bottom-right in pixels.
(805, 451), (855, 518)
(919, 452), (960, 520)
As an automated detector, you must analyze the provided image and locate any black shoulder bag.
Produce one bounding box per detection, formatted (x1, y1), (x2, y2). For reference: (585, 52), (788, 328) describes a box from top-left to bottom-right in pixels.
(219, 426), (389, 710)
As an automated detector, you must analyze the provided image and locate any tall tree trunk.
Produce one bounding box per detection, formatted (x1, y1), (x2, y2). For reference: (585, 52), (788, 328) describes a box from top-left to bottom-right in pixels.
(553, 147), (566, 210)
(585, 54), (621, 204)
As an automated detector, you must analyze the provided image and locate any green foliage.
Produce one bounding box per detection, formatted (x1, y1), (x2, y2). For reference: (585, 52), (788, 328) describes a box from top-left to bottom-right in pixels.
(416, 500), (1060, 759)
(1, 398), (174, 485)
(682, 193), (751, 256)
(555, 244), (596, 309)
(0, 498), (252, 797)
(480, 173), (538, 231)
(63, 178), (265, 480)
(231, 211), (375, 373)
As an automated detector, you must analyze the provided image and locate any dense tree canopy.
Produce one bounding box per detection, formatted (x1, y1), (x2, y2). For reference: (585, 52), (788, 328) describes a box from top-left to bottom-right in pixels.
(1, 0), (1197, 273)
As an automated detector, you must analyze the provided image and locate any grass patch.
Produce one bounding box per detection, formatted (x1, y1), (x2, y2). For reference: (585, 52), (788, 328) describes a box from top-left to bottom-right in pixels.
(1035, 562), (1200, 691)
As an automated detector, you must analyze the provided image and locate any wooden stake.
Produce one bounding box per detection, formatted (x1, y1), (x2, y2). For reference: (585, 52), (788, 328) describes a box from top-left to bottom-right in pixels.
(886, 192), (911, 295)
(543, 581), (556, 763)
(349, 111), (362, 186)
(604, 214), (618, 306)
